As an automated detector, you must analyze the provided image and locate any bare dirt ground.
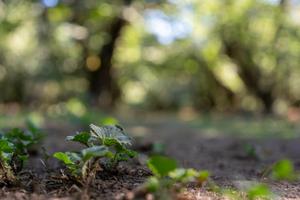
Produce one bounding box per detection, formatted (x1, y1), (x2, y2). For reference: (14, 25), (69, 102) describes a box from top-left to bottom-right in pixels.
(1, 115), (300, 199)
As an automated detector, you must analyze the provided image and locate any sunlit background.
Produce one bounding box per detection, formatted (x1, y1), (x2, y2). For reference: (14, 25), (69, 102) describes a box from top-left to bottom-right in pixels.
(1, 0), (300, 127)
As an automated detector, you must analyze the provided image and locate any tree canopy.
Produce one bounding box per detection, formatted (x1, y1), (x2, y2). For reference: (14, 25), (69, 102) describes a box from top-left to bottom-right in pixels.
(1, 0), (300, 114)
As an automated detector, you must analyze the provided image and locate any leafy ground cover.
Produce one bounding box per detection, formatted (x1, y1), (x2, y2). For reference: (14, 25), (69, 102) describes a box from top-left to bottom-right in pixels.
(0, 112), (300, 199)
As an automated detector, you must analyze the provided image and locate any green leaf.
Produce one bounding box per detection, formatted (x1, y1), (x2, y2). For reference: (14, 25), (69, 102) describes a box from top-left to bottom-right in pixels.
(54, 152), (81, 177)
(26, 120), (44, 142)
(100, 117), (119, 126)
(66, 152), (82, 163)
(169, 168), (198, 183)
(18, 154), (28, 162)
(5, 128), (34, 152)
(53, 152), (75, 165)
(90, 124), (132, 146)
(81, 146), (109, 161)
(244, 144), (257, 158)
(105, 151), (114, 159)
(0, 139), (14, 153)
(6, 128), (29, 141)
(66, 132), (91, 146)
(272, 159), (295, 181)
(124, 149), (137, 158)
(103, 138), (120, 146)
(1, 152), (13, 162)
(145, 176), (160, 192)
(247, 184), (271, 200)
(197, 170), (210, 184)
(147, 155), (177, 177)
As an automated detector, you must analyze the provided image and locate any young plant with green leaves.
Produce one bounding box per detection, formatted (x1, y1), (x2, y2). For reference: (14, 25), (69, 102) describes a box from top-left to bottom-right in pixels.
(142, 155), (210, 199)
(271, 159), (298, 181)
(247, 184), (272, 200)
(0, 122), (44, 184)
(261, 159), (299, 181)
(53, 124), (136, 182)
(0, 138), (16, 183)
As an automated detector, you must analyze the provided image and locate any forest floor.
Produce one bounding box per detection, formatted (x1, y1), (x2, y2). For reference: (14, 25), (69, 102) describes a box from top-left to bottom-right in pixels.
(1, 112), (300, 199)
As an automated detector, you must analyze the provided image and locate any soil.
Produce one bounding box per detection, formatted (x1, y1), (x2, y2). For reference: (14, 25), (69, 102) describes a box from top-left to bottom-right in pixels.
(1, 116), (300, 199)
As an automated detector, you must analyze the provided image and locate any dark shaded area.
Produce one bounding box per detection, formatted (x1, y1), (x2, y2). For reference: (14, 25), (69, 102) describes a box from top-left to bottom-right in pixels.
(88, 17), (126, 106)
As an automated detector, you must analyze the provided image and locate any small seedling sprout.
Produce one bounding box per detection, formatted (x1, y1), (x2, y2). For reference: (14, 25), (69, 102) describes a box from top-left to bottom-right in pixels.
(53, 124), (137, 183)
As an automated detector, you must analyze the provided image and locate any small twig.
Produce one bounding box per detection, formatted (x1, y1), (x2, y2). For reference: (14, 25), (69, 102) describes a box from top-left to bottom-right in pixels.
(260, 163), (275, 179)
(67, 184), (82, 193)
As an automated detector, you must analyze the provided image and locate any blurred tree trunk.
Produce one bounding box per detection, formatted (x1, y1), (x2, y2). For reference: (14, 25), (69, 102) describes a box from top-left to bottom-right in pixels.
(220, 1), (288, 114)
(222, 41), (274, 113)
(86, 1), (133, 107)
(88, 17), (126, 107)
(193, 55), (235, 111)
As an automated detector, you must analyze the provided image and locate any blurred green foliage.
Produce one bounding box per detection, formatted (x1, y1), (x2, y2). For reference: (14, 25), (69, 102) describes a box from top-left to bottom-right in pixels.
(0, 0), (300, 114)
(271, 159), (298, 181)
(0, 100), (119, 128)
(0, 122), (44, 183)
(188, 115), (299, 138)
(247, 184), (272, 200)
(145, 155), (210, 199)
(147, 155), (178, 177)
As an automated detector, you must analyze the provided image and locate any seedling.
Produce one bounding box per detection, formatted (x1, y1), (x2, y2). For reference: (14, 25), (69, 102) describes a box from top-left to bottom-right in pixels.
(247, 184), (271, 200)
(244, 144), (258, 159)
(53, 124), (137, 183)
(0, 122), (44, 184)
(261, 159), (298, 181)
(271, 159), (298, 181)
(0, 138), (16, 183)
(142, 155), (210, 199)
(220, 183), (272, 200)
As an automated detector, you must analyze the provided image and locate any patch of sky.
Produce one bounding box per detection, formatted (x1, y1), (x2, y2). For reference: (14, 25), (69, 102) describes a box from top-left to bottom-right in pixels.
(291, 0), (300, 5)
(144, 9), (192, 45)
(41, 0), (58, 8)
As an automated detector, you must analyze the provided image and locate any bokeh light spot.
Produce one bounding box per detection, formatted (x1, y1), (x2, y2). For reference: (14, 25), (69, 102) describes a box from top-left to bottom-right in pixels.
(86, 55), (101, 71)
